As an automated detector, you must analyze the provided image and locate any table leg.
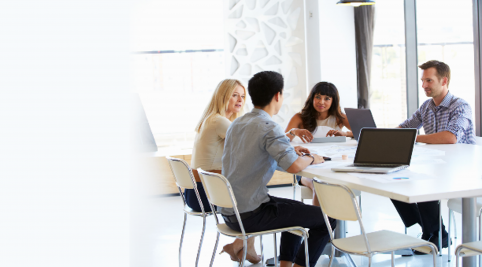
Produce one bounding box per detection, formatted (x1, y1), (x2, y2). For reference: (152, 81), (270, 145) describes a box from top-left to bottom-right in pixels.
(462, 197), (477, 267)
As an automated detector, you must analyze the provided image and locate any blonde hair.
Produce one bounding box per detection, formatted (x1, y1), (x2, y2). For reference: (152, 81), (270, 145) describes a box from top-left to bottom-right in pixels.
(195, 79), (246, 133)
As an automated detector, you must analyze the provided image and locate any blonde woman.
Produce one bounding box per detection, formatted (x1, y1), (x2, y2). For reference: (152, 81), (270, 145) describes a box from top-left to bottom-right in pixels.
(189, 79), (261, 264)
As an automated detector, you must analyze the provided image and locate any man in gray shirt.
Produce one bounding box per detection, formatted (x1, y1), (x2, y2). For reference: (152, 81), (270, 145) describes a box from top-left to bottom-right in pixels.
(222, 71), (336, 267)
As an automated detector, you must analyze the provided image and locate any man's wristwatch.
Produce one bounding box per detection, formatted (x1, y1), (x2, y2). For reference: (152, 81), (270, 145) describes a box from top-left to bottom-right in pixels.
(303, 153), (315, 165)
(288, 128), (297, 137)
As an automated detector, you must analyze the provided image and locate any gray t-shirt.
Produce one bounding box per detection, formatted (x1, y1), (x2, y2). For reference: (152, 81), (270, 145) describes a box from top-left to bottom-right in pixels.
(221, 108), (298, 215)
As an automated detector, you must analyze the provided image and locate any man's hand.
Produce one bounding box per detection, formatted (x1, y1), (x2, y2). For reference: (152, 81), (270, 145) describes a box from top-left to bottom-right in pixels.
(294, 146), (310, 156)
(312, 154), (325, 165)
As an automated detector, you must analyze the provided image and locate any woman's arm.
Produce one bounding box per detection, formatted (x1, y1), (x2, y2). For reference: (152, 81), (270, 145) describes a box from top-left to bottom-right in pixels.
(327, 115), (353, 137)
(284, 113), (313, 143)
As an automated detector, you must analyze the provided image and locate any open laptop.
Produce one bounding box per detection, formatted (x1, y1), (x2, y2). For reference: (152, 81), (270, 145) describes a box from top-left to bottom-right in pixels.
(331, 128), (417, 174)
(345, 108), (377, 141)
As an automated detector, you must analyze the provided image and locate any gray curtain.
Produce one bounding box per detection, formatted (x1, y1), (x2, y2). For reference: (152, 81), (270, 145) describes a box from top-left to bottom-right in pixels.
(354, 6), (375, 109)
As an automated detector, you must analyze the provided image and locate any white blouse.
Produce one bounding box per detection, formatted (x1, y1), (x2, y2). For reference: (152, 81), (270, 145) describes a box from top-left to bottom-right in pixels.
(191, 114), (231, 171)
(316, 115), (341, 130)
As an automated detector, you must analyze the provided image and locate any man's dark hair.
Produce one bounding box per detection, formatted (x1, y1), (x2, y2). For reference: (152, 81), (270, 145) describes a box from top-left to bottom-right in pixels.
(248, 71), (284, 107)
(419, 60), (451, 87)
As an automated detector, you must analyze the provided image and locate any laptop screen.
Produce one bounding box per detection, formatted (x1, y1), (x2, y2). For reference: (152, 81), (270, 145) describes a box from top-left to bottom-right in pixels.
(354, 128), (417, 165)
(344, 108), (377, 141)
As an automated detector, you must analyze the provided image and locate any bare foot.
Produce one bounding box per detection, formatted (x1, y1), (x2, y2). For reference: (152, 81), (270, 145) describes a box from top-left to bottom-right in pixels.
(236, 248), (261, 264)
(219, 243), (240, 262)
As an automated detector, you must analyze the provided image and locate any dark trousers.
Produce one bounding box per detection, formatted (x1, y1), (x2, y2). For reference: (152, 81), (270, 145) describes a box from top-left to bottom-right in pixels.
(391, 199), (446, 236)
(224, 195), (336, 267)
(184, 182), (212, 212)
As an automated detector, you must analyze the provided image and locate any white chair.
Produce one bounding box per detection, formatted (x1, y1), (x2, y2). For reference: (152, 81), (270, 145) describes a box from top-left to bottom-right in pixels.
(312, 178), (438, 267)
(447, 197), (482, 262)
(455, 241), (482, 267)
(166, 156), (213, 267)
(198, 168), (309, 267)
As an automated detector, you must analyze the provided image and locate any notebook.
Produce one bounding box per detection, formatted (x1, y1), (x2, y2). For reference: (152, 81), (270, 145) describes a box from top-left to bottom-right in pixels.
(331, 128), (417, 174)
(344, 108), (377, 141)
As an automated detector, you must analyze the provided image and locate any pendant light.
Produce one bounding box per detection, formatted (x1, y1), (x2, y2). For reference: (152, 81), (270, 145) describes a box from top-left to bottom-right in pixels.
(336, 0), (375, 7)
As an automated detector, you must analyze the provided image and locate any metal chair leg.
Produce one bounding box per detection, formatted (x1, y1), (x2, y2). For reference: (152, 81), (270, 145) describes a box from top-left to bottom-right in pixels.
(391, 251), (395, 267)
(453, 210), (458, 240)
(448, 208), (452, 262)
(260, 235), (264, 267)
(179, 213), (187, 267)
(368, 255), (372, 267)
(431, 244), (437, 267)
(303, 232), (309, 267)
(292, 174), (297, 200)
(209, 232), (220, 267)
(194, 215), (206, 267)
(273, 234), (278, 267)
(439, 201), (442, 256)
(327, 246), (335, 267)
(239, 238), (248, 267)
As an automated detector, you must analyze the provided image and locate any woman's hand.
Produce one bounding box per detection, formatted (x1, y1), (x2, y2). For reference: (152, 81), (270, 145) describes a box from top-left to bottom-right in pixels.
(293, 129), (313, 143)
(326, 130), (346, 137)
(294, 146), (310, 156)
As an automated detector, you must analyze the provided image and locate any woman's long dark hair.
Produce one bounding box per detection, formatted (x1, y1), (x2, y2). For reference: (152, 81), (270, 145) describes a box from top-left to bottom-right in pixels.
(300, 82), (345, 133)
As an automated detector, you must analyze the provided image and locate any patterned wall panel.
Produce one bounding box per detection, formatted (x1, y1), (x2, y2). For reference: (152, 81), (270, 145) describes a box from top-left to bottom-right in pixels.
(224, 0), (308, 127)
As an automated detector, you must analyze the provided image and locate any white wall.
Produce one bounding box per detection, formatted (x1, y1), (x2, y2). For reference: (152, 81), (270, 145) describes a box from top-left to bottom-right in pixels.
(306, 0), (357, 111)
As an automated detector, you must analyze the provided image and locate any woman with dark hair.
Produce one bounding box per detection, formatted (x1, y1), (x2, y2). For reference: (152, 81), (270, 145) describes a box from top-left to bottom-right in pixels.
(284, 82), (352, 205)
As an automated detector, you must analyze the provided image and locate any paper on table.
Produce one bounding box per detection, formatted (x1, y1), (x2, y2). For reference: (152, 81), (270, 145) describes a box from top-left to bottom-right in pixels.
(347, 169), (436, 183)
(305, 160), (350, 169)
(313, 126), (334, 138)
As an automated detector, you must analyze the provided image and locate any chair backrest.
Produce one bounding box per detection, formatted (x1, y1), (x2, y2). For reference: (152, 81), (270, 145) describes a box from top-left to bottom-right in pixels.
(166, 156), (195, 189)
(313, 179), (360, 222)
(197, 168), (235, 208)
(313, 177), (372, 253)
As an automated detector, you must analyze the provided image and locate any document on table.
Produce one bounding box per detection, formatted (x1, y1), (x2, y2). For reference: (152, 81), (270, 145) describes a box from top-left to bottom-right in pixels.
(347, 169), (436, 183)
(313, 126), (334, 138)
(305, 160), (351, 169)
(309, 145), (357, 158)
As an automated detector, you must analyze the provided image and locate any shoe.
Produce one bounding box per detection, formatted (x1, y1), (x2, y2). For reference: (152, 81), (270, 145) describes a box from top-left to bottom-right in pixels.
(414, 233), (451, 255)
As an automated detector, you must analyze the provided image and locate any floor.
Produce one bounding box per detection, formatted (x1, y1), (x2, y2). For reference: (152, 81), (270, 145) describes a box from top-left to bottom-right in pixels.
(131, 185), (471, 267)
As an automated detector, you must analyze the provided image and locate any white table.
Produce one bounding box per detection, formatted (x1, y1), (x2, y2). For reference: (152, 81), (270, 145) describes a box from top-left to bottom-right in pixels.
(295, 139), (482, 267)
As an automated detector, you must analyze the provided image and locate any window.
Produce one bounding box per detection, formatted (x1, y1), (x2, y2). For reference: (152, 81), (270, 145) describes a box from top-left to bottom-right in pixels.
(370, 0), (407, 127)
(131, 0), (224, 148)
(416, 0), (476, 124)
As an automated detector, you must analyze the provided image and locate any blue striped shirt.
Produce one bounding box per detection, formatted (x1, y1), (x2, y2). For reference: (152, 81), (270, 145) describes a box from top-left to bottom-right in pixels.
(399, 91), (475, 144)
(221, 108), (299, 215)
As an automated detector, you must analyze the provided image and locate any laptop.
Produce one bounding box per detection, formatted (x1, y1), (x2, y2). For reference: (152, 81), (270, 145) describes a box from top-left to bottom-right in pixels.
(344, 108), (377, 141)
(331, 128), (417, 174)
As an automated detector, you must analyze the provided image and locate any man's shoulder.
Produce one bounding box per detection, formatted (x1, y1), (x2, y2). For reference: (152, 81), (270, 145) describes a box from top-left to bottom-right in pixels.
(448, 95), (470, 108)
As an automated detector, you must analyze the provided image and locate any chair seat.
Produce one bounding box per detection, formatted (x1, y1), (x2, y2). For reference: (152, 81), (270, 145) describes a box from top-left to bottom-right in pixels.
(183, 205), (213, 216)
(457, 241), (482, 257)
(217, 223), (308, 238)
(447, 198), (482, 214)
(332, 230), (437, 255)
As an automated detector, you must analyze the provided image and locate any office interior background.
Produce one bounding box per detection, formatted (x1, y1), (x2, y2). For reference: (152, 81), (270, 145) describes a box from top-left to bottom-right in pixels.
(2, 0), (482, 266)
(132, 0), (482, 151)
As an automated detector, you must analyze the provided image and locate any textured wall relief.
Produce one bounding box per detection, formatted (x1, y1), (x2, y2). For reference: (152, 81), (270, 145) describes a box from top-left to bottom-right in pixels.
(225, 0), (307, 126)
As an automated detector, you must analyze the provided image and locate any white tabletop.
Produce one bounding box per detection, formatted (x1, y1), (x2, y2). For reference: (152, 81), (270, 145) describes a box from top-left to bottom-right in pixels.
(294, 139), (482, 203)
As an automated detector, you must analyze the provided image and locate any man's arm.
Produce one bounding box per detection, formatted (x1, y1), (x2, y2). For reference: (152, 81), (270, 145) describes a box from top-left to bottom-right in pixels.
(416, 131), (457, 144)
(286, 154), (324, 173)
(416, 104), (472, 144)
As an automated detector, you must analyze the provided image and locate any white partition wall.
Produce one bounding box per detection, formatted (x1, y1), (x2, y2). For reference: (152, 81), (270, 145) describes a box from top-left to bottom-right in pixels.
(224, 0), (357, 128)
(223, 0), (308, 127)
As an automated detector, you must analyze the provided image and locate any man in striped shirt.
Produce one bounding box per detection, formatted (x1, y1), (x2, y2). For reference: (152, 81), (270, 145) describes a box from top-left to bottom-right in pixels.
(392, 60), (475, 254)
